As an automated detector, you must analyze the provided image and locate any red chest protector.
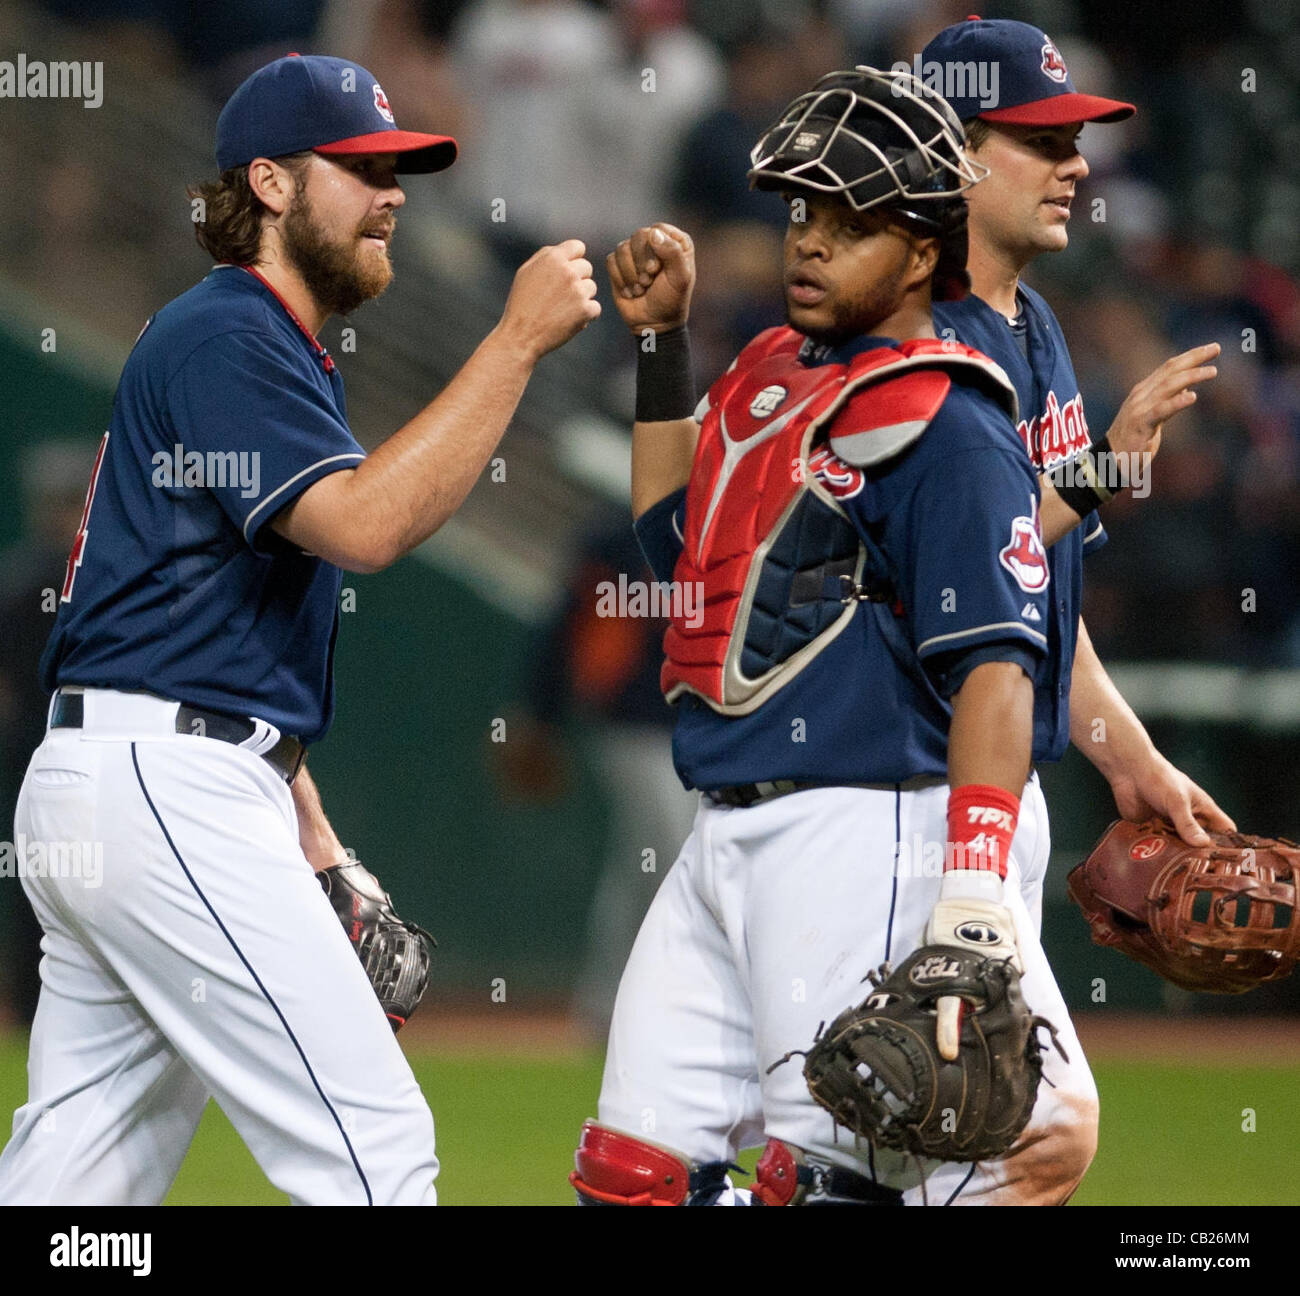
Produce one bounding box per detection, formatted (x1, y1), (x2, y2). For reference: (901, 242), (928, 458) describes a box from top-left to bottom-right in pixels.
(662, 327), (1017, 715)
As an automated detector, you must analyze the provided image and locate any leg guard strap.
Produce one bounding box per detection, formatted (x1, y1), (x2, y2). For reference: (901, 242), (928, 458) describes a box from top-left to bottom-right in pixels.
(753, 1139), (903, 1206)
(684, 1160), (735, 1206)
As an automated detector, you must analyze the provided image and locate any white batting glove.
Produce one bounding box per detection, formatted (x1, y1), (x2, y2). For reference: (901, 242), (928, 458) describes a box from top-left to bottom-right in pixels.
(924, 869), (1021, 1061)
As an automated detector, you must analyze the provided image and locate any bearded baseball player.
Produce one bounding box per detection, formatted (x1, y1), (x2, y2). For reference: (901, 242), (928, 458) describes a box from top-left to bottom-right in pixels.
(572, 69), (1096, 1207)
(0, 53), (598, 1206)
(923, 21), (1233, 874)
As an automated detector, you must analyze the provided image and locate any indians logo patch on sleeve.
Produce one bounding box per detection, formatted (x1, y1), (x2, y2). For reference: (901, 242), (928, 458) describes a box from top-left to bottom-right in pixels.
(999, 511), (1049, 593)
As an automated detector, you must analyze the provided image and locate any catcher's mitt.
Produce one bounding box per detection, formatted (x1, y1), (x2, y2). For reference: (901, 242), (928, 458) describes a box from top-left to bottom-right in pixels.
(318, 861), (435, 1031)
(1068, 819), (1300, 994)
(785, 947), (1062, 1163)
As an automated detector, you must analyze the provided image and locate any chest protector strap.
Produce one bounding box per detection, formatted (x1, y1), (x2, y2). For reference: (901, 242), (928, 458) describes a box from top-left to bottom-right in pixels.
(662, 327), (1016, 715)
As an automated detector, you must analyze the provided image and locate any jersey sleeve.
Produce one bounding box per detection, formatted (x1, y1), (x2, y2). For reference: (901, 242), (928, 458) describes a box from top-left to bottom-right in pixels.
(896, 445), (1051, 671)
(1082, 510), (1107, 554)
(165, 329), (365, 553)
(633, 486), (687, 585)
(925, 642), (1042, 699)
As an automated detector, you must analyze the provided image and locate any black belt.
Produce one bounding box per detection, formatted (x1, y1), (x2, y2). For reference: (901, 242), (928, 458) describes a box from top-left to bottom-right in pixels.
(706, 775), (948, 808)
(50, 691), (306, 784)
(705, 780), (816, 808)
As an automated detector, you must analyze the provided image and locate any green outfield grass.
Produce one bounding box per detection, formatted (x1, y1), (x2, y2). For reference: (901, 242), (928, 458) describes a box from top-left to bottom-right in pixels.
(0, 1034), (1295, 1205)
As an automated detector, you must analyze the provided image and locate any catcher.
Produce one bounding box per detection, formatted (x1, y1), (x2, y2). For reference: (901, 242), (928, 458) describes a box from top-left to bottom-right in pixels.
(574, 69), (1101, 1208)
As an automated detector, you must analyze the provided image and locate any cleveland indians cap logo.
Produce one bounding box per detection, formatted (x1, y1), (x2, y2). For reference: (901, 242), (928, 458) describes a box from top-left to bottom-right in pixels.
(373, 83), (395, 123)
(1041, 39), (1068, 84)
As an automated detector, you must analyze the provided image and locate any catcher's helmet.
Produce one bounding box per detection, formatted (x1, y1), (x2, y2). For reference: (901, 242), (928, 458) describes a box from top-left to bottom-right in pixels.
(748, 67), (985, 300)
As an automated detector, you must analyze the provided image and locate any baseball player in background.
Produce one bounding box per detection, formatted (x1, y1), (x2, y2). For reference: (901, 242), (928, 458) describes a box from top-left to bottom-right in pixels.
(573, 69), (1097, 1206)
(0, 53), (598, 1206)
(923, 17), (1234, 854)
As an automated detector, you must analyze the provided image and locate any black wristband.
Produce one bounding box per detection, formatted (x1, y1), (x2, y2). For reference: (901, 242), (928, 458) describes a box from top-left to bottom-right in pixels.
(635, 325), (697, 423)
(1050, 435), (1119, 518)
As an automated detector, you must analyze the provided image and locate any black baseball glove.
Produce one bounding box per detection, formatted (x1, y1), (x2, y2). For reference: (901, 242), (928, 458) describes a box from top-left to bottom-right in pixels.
(318, 861), (435, 1032)
(789, 946), (1063, 1163)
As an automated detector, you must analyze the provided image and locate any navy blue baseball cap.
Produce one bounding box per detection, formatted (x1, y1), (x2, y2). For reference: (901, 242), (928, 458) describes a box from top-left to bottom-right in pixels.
(215, 54), (457, 174)
(920, 16), (1134, 125)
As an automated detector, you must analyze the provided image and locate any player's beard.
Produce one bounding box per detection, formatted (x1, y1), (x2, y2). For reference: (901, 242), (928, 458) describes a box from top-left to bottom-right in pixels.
(279, 190), (394, 317)
(786, 254), (910, 347)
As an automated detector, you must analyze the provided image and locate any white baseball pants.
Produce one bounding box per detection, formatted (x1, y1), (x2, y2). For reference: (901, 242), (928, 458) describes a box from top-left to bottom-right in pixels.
(0, 689), (436, 1205)
(597, 775), (1097, 1205)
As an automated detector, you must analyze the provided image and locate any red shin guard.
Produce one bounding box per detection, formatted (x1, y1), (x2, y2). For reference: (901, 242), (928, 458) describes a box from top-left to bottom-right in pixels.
(570, 1121), (692, 1206)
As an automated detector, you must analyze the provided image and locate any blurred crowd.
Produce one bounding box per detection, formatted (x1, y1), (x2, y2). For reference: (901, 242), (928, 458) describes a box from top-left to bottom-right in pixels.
(12, 0), (1300, 668)
(4, 0), (1298, 1026)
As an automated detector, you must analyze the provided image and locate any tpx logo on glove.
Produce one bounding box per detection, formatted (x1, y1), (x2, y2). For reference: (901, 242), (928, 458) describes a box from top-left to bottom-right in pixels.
(910, 954), (963, 985)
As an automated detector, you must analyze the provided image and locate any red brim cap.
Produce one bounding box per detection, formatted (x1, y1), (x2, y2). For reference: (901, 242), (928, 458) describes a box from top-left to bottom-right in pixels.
(979, 92), (1135, 125)
(315, 130), (458, 173)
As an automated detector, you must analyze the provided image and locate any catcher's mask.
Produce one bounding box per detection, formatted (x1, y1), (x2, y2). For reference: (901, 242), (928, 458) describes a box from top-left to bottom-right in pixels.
(748, 66), (986, 301)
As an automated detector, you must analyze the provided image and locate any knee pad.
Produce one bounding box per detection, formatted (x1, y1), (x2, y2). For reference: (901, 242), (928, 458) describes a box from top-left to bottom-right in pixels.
(570, 1120), (738, 1206)
(752, 1139), (903, 1206)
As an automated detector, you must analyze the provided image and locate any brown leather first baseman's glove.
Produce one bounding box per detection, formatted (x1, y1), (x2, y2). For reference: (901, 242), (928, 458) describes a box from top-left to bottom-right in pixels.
(1068, 819), (1300, 994)
(786, 947), (1062, 1162)
(318, 861), (435, 1031)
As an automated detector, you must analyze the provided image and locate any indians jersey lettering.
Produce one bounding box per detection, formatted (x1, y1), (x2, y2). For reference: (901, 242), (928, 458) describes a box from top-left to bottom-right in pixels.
(1019, 388), (1090, 468)
(808, 445), (864, 499)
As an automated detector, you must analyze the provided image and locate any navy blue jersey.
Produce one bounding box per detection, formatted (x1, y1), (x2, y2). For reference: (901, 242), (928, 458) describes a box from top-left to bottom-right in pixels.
(935, 283), (1105, 761)
(41, 265), (365, 744)
(637, 336), (1049, 790)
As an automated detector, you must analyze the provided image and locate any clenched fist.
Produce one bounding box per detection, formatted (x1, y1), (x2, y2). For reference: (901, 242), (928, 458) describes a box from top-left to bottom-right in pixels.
(498, 239), (601, 363)
(607, 223), (695, 336)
